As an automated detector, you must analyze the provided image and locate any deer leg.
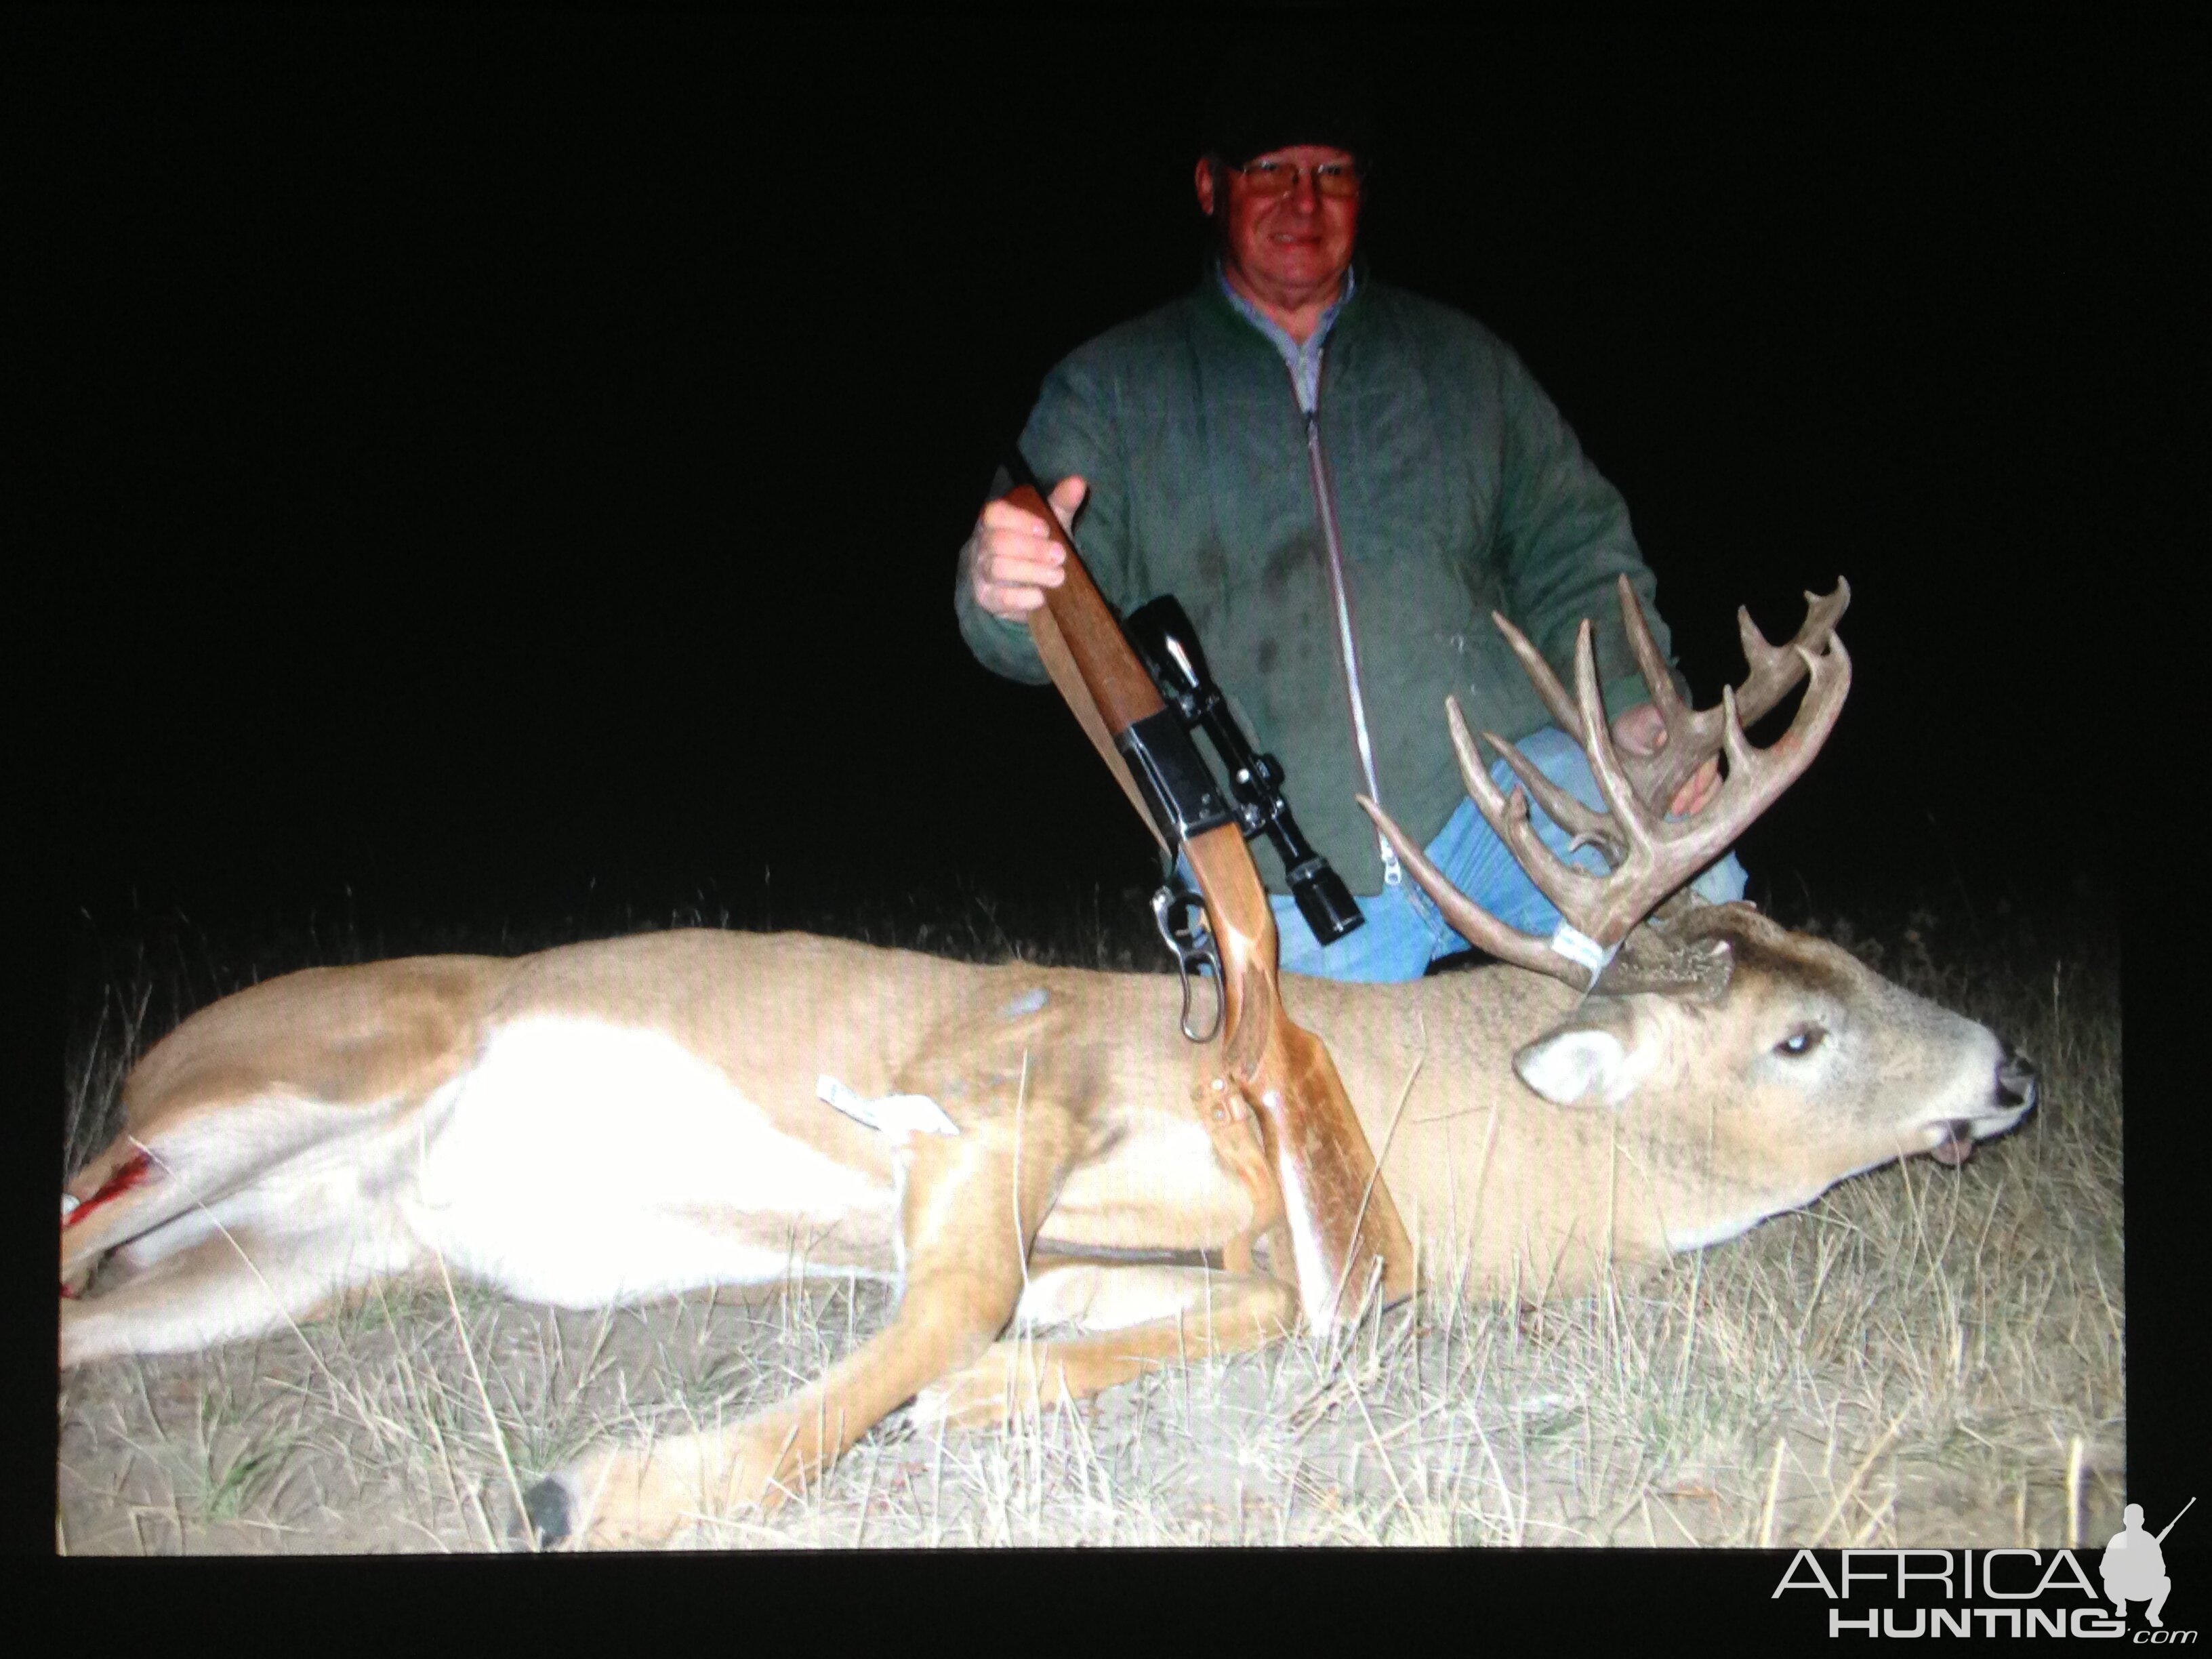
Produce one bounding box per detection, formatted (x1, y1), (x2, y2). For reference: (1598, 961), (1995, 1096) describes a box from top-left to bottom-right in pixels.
(910, 1257), (1298, 1431)
(525, 1108), (1078, 1551)
(62, 1098), (413, 1289)
(63, 1132), (281, 1288)
(60, 1206), (417, 1366)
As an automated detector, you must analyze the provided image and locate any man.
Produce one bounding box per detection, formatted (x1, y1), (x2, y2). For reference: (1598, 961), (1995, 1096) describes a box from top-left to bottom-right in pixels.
(956, 79), (1742, 982)
(2101, 1504), (2174, 1627)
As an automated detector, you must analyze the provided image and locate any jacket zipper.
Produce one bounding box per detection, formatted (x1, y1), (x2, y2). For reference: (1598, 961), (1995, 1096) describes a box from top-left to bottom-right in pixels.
(1300, 374), (1404, 888)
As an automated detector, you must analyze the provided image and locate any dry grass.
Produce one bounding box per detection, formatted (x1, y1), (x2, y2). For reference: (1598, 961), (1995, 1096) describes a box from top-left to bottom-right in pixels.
(56, 899), (2121, 1553)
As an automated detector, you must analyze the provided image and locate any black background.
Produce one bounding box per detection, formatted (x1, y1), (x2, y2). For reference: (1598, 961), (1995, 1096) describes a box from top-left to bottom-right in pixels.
(32, 9), (2184, 940)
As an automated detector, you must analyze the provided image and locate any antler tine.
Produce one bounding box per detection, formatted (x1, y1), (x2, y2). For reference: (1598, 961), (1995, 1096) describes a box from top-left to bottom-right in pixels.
(1441, 693), (1513, 823)
(1564, 613), (1690, 943)
(1483, 730), (1629, 863)
(1643, 636), (1853, 877)
(1610, 574), (1700, 809)
(1494, 586), (1698, 821)
(1732, 578), (1851, 729)
(1488, 609), (1582, 740)
(1445, 692), (1622, 927)
(1632, 577), (1852, 816)
(1445, 690), (1622, 863)
(1356, 793), (1594, 988)
(1608, 574), (1735, 813)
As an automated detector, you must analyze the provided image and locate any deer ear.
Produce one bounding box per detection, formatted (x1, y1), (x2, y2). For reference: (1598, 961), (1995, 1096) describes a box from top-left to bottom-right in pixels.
(1514, 1000), (1661, 1108)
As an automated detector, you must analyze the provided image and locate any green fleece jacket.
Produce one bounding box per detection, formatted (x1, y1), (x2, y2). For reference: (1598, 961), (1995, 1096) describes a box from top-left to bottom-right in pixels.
(956, 274), (1678, 896)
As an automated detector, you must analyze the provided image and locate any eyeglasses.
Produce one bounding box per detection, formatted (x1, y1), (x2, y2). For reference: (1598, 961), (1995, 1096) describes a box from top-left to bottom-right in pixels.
(1229, 158), (1362, 199)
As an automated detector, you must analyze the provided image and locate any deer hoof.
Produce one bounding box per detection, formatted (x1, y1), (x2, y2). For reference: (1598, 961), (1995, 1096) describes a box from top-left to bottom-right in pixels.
(520, 1474), (577, 1549)
(516, 1450), (694, 1550)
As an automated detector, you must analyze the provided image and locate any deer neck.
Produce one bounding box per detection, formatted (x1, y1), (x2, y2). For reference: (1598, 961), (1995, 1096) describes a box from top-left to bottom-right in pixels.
(1284, 968), (1776, 1295)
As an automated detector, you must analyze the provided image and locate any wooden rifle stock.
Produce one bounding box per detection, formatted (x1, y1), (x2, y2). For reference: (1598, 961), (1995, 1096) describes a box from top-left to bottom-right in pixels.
(1005, 474), (1417, 1334)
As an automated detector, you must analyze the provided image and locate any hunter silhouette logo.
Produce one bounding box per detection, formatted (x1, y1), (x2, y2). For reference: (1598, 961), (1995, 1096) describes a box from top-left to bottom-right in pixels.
(2105, 1497), (2191, 1629)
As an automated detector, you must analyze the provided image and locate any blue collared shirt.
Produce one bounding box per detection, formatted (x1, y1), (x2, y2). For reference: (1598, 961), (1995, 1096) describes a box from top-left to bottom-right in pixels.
(1213, 262), (1359, 414)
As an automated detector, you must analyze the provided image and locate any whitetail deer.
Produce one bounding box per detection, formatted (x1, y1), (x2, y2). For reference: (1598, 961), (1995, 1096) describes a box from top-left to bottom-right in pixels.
(58, 581), (2035, 1549)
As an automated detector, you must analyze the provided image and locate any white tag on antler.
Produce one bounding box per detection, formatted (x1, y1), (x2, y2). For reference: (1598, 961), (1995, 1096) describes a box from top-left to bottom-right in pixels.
(1549, 922), (1618, 991)
(816, 1075), (960, 1139)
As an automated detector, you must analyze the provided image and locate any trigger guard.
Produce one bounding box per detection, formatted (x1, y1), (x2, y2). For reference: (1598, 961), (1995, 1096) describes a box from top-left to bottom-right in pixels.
(1152, 885), (1224, 1044)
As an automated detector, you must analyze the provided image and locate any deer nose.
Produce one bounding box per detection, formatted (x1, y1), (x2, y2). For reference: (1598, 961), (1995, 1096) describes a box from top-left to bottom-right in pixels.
(1996, 1046), (2038, 1110)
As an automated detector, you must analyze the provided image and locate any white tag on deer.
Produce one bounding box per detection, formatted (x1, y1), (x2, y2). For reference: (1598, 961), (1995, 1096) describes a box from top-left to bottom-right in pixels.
(1549, 922), (1618, 989)
(816, 1075), (960, 1139)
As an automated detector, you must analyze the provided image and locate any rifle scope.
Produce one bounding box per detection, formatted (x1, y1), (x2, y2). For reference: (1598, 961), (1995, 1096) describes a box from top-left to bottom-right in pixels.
(1124, 596), (1366, 947)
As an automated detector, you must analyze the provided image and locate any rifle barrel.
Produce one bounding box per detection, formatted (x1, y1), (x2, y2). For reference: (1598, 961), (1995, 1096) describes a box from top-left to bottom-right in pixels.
(2156, 1494), (2196, 1543)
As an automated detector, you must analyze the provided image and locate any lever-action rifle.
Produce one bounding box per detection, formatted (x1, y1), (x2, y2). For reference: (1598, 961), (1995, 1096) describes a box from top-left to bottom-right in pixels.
(1003, 449), (1416, 1334)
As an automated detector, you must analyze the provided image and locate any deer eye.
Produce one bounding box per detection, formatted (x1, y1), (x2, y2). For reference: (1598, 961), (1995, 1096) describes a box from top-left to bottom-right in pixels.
(1775, 1025), (1826, 1058)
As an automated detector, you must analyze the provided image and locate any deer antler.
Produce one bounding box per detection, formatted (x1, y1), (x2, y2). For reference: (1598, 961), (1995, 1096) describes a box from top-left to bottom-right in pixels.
(1495, 576), (1851, 821)
(1357, 580), (1851, 991)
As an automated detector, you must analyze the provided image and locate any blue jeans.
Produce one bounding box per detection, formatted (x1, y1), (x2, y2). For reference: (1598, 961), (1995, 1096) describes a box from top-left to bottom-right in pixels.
(1263, 726), (1746, 983)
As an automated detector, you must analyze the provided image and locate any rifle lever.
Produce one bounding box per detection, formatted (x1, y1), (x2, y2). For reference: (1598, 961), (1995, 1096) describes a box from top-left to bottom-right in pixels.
(1151, 883), (1223, 1043)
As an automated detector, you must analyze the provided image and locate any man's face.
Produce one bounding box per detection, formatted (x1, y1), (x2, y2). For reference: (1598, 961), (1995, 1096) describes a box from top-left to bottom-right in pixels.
(1194, 143), (1361, 303)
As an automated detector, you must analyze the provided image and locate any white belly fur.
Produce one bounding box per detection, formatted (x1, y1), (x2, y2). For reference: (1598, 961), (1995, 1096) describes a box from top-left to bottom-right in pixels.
(408, 1018), (897, 1305)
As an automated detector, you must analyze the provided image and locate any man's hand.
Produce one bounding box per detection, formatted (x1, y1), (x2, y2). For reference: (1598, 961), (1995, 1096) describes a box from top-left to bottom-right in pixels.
(963, 475), (1088, 620)
(1610, 701), (1722, 818)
